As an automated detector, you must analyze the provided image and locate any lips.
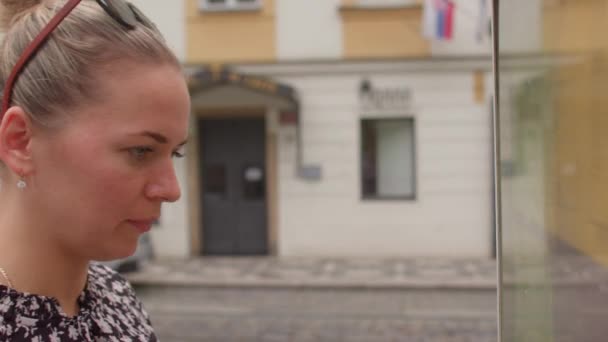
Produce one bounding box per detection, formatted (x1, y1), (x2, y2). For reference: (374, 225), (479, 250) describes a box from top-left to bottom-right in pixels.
(126, 219), (157, 233)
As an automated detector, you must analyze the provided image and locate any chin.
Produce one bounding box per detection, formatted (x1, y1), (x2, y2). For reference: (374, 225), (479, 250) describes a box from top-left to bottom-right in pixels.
(92, 241), (139, 262)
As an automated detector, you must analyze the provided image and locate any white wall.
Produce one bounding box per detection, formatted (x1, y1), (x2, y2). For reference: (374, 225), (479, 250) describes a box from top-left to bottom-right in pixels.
(130, 0), (186, 61)
(276, 0), (343, 60)
(149, 155), (191, 259)
(499, 0), (543, 54)
(275, 70), (493, 257)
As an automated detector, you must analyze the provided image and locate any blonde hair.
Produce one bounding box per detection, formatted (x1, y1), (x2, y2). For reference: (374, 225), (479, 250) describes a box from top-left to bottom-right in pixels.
(0, 0), (180, 127)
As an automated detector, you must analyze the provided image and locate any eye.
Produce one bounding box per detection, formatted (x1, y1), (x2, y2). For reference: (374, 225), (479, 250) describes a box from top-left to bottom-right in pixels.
(129, 146), (154, 160)
(172, 147), (186, 158)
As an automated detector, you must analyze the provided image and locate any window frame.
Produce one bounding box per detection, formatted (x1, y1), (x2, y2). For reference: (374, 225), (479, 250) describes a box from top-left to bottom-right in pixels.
(360, 117), (417, 201)
(199, 0), (262, 12)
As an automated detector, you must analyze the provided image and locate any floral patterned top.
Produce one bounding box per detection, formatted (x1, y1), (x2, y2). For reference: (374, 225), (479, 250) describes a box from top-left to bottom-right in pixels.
(0, 262), (157, 341)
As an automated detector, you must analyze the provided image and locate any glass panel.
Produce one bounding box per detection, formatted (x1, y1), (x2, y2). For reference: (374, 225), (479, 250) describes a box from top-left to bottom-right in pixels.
(204, 164), (227, 195)
(242, 164), (265, 200)
(497, 0), (608, 341)
(361, 118), (415, 199)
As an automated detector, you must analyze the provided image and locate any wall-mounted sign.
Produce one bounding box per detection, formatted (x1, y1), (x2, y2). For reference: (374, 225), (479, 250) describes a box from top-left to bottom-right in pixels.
(360, 80), (413, 111)
(244, 167), (264, 182)
(280, 111), (298, 125)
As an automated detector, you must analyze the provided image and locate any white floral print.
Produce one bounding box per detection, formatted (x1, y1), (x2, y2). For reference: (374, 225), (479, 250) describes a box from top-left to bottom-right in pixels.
(0, 263), (157, 341)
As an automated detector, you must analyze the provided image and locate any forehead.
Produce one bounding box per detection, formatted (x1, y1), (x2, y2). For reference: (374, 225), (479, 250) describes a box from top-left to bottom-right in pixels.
(74, 62), (190, 139)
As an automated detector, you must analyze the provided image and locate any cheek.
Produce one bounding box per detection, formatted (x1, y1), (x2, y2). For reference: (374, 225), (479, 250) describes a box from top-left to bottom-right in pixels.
(38, 139), (143, 220)
(74, 157), (143, 216)
(97, 170), (142, 201)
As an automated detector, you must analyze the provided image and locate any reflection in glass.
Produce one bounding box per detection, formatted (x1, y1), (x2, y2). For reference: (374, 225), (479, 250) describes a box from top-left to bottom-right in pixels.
(498, 0), (608, 341)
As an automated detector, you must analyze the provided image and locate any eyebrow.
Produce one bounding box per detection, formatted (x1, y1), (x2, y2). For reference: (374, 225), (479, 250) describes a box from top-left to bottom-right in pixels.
(133, 131), (188, 146)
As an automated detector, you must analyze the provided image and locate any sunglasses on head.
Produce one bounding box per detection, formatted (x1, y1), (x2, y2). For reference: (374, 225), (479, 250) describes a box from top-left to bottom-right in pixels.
(1, 0), (156, 116)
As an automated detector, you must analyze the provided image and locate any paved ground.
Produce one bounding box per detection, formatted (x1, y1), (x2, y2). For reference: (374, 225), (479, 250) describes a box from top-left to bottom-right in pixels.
(126, 257), (498, 289)
(126, 255), (608, 290)
(126, 254), (608, 340)
(134, 286), (497, 342)
(129, 257), (499, 341)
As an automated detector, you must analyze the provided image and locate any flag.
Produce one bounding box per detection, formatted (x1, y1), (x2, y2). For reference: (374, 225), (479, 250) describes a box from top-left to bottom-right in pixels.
(422, 0), (455, 41)
(442, 0), (454, 40)
(422, 0), (436, 39)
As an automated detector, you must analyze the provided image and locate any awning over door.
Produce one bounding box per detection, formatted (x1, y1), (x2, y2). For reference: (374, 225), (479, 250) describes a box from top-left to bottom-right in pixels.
(186, 66), (298, 111)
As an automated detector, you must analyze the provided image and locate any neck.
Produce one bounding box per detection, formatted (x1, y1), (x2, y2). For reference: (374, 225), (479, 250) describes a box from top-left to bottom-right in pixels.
(0, 194), (89, 317)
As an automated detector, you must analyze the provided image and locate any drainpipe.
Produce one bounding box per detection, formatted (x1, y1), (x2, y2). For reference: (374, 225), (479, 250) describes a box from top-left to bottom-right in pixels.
(288, 101), (322, 181)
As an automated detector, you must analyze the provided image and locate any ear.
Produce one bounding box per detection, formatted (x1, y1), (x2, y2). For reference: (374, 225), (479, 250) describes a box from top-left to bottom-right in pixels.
(0, 106), (34, 176)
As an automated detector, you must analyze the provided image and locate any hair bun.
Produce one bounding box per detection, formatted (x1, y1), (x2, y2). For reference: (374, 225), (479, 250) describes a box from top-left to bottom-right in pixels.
(1, 0), (42, 29)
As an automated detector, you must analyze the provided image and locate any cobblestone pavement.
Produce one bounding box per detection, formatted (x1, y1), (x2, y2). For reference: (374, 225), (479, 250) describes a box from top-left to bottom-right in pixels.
(128, 254), (608, 340)
(134, 286), (497, 342)
(127, 257), (498, 289)
(127, 254), (608, 290)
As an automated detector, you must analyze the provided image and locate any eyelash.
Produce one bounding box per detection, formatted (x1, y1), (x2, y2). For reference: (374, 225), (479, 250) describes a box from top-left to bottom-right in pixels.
(129, 146), (186, 160)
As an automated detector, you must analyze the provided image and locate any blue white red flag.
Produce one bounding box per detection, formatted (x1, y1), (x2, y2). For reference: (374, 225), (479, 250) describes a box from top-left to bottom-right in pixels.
(422, 0), (455, 41)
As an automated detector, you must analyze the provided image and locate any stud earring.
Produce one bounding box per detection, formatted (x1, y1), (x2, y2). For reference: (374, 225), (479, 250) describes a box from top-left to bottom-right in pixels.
(16, 173), (26, 190)
(17, 179), (26, 189)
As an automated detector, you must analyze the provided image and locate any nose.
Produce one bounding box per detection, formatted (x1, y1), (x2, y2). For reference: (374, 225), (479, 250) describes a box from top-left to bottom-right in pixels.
(145, 161), (181, 203)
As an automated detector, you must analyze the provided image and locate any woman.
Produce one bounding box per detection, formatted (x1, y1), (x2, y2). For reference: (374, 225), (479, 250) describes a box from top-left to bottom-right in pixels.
(0, 0), (189, 340)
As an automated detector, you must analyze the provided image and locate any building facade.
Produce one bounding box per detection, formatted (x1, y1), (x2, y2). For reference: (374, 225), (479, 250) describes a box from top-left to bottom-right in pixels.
(143, 0), (496, 258)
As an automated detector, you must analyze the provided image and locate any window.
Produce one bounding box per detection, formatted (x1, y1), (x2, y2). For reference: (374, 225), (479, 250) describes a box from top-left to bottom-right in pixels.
(242, 165), (265, 200)
(200, 0), (261, 11)
(204, 164), (227, 196)
(361, 118), (416, 199)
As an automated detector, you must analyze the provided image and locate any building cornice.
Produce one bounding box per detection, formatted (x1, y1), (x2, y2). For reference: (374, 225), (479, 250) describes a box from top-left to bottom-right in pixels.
(184, 53), (584, 77)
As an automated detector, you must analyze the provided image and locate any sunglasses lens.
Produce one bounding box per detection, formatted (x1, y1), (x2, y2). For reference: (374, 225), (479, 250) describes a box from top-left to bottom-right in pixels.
(97, 0), (137, 28)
